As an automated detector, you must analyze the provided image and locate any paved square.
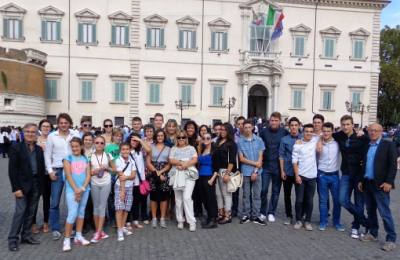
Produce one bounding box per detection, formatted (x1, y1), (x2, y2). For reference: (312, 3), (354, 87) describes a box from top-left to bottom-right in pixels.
(0, 158), (399, 259)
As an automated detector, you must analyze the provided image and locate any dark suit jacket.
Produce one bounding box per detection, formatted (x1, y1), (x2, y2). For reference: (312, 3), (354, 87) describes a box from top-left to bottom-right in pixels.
(362, 139), (397, 189)
(8, 141), (46, 194)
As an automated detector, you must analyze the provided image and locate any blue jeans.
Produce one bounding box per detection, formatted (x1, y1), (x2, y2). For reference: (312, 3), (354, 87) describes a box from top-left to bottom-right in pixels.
(242, 175), (262, 219)
(317, 171), (341, 226)
(66, 190), (89, 224)
(364, 181), (397, 242)
(49, 168), (65, 232)
(260, 170), (281, 216)
(339, 174), (366, 230)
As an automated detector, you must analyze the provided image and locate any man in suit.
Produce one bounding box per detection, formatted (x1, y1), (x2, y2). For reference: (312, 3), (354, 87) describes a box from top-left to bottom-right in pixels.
(8, 123), (45, 251)
(358, 123), (397, 251)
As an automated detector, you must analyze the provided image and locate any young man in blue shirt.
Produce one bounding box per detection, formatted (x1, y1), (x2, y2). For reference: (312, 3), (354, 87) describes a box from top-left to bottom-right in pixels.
(238, 120), (266, 225)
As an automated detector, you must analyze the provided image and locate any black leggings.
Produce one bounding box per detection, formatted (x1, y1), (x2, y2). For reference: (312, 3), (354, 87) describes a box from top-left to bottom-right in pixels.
(128, 186), (149, 222)
(198, 176), (218, 220)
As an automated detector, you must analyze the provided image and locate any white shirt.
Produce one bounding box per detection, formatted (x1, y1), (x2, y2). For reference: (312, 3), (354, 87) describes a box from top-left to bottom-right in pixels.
(90, 152), (111, 186)
(318, 139), (340, 173)
(292, 136), (319, 179)
(115, 156), (136, 188)
(44, 129), (79, 173)
(130, 151), (145, 186)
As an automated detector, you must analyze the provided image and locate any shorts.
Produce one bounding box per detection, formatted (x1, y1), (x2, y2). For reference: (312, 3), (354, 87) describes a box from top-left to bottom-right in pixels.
(114, 185), (133, 211)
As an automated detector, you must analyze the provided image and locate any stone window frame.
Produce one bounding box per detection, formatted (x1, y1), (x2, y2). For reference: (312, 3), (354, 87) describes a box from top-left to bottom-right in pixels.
(177, 77), (196, 106)
(319, 84), (336, 111)
(208, 78), (228, 107)
(45, 71), (63, 102)
(108, 11), (132, 47)
(176, 16), (199, 52)
(76, 73), (98, 103)
(289, 24), (311, 58)
(145, 76), (165, 106)
(289, 83), (307, 110)
(144, 14), (168, 50)
(349, 28), (370, 61)
(109, 74), (130, 104)
(0, 3), (27, 42)
(38, 5), (64, 44)
(75, 8), (100, 46)
(208, 18), (231, 54)
(319, 26), (342, 60)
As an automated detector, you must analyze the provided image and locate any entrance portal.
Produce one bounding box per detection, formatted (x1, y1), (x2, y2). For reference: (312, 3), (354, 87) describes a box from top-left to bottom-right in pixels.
(248, 84), (268, 118)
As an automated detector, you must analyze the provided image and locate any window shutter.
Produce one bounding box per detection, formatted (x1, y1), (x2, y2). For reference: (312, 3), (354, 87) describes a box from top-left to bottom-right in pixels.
(111, 25), (116, 44)
(222, 32), (228, 50)
(87, 81), (93, 100)
(3, 18), (8, 37)
(191, 31), (196, 49)
(212, 86), (217, 105)
(41, 20), (46, 40)
(146, 28), (151, 46)
(18, 20), (22, 39)
(178, 30), (184, 49)
(92, 24), (96, 43)
(124, 26), (129, 45)
(120, 83), (126, 102)
(155, 84), (160, 103)
(114, 82), (119, 101)
(160, 28), (165, 47)
(78, 23), (83, 42)
(211, 32), (216, 50)
(56, 21), (61, 41)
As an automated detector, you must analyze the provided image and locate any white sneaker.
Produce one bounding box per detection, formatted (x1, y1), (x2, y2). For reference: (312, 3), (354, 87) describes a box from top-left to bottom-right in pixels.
(268, 214), (276, 223)
(260, 214), (267, 221)
(62, 239), (71, 252)
(294, 221), (303, 230)
(74, 236), (90, 246)
(152, 218), (158, 228)
(160, 218), (167, 228)
(123, 227), (133, 236)
(351, 229), (360, 239)
(143, 220), (150, 225)
(117, 231), (124, 242)
(189, 224), (196, 232)
(177, 222), (184, 230)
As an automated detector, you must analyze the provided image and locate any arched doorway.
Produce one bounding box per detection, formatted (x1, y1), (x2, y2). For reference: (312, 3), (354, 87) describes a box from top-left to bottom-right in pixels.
(248, 84), (268, 118)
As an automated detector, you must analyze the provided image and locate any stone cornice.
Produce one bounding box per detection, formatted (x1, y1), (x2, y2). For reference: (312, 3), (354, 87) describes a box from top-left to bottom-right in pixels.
(276, 0), (390, 10)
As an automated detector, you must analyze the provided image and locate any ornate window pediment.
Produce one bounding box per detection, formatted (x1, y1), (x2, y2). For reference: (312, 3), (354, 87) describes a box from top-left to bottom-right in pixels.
(144, 14), (168, 27)
(176, 16), (199, 28)
(38, 6), (64, 18)
(239, 0), (281, 10)
(0, 3), (26, 16)
(349, 28), (370, 38)
(319, 26), (342, 36)
(208, 18), (231, 31)
(75, 8), (100, 22)
(108, 11), (132, 23)
(290, 24), (311, 35)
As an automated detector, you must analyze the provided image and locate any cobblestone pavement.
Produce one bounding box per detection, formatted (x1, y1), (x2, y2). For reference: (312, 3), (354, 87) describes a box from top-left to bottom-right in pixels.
(0, 158), (399, 260)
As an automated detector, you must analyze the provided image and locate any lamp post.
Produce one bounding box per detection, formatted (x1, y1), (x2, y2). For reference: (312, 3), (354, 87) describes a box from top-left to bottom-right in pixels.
(359, 103), (370, 128)
(220, 96), (236, 123)
(175, 99), (190, 126)
(345, 101), (357, 117)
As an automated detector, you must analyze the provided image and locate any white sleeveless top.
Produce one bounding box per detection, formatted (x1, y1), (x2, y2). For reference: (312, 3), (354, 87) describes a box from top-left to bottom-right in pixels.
(90, 152), (111, 186)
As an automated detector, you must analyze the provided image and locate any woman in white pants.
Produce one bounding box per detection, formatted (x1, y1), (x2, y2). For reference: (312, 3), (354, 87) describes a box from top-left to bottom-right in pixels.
(169, 130), (198, 231)
(211, 123), (237, 224)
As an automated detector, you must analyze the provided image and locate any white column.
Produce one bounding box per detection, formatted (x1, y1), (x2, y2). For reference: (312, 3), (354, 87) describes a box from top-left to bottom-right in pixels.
(242, 83), (248, 117)
(272, 75), (280, 112)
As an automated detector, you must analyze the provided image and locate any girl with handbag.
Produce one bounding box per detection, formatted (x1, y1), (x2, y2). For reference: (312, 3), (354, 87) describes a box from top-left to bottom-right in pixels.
(211, 123), (238, 225)
(169, 130), (198, 232)
(89, 136), (116, 243)
(114, 143), (136, 241)
(146, 129), (171, 228)
(126, 133), (151, 230)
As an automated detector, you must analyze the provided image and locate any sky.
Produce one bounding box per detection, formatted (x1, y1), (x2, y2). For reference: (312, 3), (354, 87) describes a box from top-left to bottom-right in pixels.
(381, 1), (400, 28)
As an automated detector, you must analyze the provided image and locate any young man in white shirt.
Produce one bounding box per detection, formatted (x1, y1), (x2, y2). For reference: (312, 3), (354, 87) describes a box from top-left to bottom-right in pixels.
(317, 122), (345, 232)
(44, 113), (79, 240)
(292, 124), (318, 231)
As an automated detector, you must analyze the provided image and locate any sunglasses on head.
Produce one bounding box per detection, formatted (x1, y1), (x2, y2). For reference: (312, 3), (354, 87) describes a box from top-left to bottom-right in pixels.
(104, 124), (113, 128)
(95, 142), (105, 145)
(177, 136), (187, 140)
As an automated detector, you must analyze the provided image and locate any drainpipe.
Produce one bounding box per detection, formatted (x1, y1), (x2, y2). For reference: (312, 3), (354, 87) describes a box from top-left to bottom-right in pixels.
(68, 0), (71, 111)
(200, 0), (205, 111)
(311, 0), (320, 114)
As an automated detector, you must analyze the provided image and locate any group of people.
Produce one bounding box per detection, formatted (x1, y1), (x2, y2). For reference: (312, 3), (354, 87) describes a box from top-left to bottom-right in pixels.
(6, 111), (399, 252)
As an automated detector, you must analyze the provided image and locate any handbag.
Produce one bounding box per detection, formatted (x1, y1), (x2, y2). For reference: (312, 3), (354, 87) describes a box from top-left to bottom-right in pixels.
(130, 153), (151, 196)
(220, 143), (243, 193)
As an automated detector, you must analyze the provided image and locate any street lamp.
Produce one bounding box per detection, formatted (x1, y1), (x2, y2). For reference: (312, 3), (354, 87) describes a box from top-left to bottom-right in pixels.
(175, 99), (190, 126)
(359, 103), (370, 128)
(345, 101), (357, 117)
(220, 96), (236, 123)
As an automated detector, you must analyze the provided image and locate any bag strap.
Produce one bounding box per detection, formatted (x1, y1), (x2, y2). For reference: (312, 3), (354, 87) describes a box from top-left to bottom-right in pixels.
(155, 145), (166, 163)
(129, 153), (143, 183)
(113, 160), (130, 185)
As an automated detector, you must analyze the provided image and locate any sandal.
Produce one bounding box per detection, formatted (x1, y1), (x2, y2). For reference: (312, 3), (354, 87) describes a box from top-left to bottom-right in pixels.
(42, 223), (49, 233)
(31, 224), (39, 234)
(217, 209), (225, 222)
(218, 211), (232, 225)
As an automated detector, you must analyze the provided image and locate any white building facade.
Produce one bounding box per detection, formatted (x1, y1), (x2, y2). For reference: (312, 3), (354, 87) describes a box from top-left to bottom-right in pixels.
(0, 0), (389, 126)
